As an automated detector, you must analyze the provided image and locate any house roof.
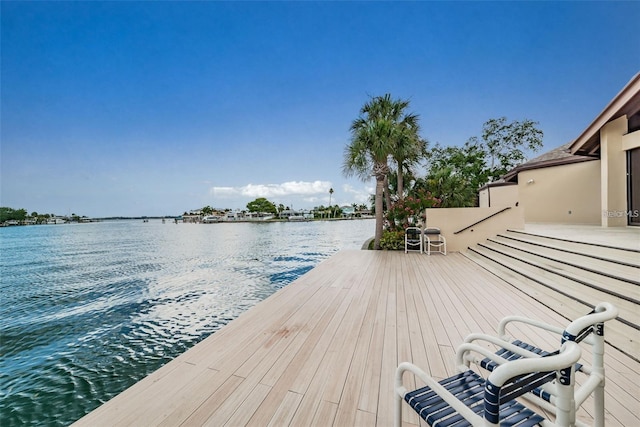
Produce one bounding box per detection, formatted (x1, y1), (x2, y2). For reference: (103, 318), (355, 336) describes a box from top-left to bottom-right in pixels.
(569, 72), (640, 156)
(497, 73), (640, 183)
(501, 142), (596, 183)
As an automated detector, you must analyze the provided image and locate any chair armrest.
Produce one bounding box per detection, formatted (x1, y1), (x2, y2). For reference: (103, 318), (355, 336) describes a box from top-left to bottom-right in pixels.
(497, 315), (564, 341)
(489, 341), (581, 387)
(463, 333), (544, 359)
(395, 362), (483, 425)
(564, 302), (618, 341)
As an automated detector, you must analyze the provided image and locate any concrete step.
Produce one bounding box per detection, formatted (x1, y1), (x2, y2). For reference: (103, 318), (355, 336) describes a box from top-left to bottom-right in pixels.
(504, 230), (640, 267)
(488, 236), (640, 292)
(464, 247), (639, 360)
(472, 242), (638, 324)
(497, 232), (640, 280)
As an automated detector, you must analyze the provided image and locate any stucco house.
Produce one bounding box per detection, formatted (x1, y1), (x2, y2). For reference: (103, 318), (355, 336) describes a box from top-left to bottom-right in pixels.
(479, 73), (640, 227)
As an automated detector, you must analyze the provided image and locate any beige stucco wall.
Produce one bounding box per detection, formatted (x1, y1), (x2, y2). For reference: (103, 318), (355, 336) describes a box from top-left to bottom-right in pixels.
(425, 206), (524, 252)
(600, 116), (629, 226)
(479, 188), (489, 208)
(517, 160), (601, 225)
(479, 184), (519, 208)
(622, 127), (640, 151)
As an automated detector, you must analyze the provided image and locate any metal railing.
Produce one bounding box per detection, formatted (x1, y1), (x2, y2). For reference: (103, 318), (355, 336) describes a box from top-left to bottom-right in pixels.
(453, 207), (512, 235)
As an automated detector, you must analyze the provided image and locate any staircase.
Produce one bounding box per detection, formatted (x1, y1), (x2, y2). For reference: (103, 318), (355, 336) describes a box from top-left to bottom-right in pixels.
(463, 229), (640, 360)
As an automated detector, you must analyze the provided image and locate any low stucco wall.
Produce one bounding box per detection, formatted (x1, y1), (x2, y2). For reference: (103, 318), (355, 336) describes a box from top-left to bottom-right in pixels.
(479, 184), (519, 208)
(425, 206), (525, 252)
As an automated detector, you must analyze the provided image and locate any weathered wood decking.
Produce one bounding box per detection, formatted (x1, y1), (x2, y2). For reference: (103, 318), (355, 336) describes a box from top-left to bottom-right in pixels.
(73, 250), (639, 426)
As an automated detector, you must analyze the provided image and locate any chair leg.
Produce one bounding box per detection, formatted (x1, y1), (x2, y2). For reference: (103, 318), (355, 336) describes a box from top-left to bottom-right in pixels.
(394, 390), (403, 427)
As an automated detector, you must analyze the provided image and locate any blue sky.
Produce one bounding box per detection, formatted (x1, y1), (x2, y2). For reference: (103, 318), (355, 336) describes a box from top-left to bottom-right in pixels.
(2, 1), (638, 217)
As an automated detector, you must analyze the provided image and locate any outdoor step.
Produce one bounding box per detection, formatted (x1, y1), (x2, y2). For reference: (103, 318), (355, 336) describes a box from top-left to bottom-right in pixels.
(464, 248), (639, 360)
(504, 230), (640, 267)
(479, 240), (640, 307)
(475, 242), (638, 326)
(478, 245), (640, 329)
(490, 235), (640, 285)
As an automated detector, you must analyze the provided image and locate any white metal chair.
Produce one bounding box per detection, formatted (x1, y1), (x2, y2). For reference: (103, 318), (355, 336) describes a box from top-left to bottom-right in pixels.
(405, 227), (423, 253)
(395, 302), (618, 427)
(396, 340), (582, 426)
(423, 227), (446, 255)
(465, 302), (618, 427)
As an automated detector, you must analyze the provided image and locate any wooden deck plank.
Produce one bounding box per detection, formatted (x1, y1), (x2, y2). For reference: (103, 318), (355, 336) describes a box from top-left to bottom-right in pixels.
(357, 252), (389, 415)
(151, 367), (221, 426)
(309, 399), (337, 427)
(266, 391), (304, 427)
(176, 374), (244, 426)
(72, 250), (639, 427)
(375, 253), (399, 427)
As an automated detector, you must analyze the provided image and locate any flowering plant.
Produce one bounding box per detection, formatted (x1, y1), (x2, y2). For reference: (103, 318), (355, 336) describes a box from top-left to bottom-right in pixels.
(387, 190), (441, 230)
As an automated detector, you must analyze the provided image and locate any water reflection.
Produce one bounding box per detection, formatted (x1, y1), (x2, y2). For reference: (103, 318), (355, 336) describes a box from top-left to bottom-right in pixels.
(0, 219), (373, 426)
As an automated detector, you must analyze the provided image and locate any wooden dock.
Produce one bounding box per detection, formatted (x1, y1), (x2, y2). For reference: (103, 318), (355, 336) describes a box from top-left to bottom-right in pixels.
(73, 250), (639, 426)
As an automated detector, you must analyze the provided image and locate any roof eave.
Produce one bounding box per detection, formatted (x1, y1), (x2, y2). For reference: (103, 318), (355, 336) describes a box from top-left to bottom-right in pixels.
(501, 156), (597, 183)
(569, 73), (640, 156)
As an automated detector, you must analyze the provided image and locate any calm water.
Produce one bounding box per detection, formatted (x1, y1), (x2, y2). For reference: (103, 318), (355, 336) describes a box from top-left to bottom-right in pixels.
(0, 219), (373, 426)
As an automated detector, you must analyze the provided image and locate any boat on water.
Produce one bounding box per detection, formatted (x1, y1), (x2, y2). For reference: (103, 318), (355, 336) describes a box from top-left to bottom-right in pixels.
(47, 218), (66, 225)
(202, 215), (222, 223)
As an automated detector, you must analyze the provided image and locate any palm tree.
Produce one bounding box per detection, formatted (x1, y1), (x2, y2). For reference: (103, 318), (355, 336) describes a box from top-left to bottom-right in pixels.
(343, 94), (417, 249)
(386, 102), (424, 201)
(329, 188), (334, 216)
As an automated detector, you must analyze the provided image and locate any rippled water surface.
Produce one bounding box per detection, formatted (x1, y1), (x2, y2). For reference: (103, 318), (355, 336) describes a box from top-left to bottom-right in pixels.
(0, 219), (373, 426)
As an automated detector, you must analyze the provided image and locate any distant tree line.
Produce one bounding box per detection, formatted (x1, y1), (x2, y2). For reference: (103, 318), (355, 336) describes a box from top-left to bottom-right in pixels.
(0, 207), (28, 222)
(188, 200), (371, 220)
(1, 207), (90, 224)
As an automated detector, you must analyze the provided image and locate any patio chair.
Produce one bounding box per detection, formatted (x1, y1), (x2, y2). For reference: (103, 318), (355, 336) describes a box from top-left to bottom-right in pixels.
(395, 303), (617, 427)
(395, 339), (582, 426)
(423, 227), (446, 255)
(462, 302), (618, 427)
(405, 227), (423, 253)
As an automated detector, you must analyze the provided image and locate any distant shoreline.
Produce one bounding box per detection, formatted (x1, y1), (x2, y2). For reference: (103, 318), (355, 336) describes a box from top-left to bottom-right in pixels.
(2, 216), (375, 227)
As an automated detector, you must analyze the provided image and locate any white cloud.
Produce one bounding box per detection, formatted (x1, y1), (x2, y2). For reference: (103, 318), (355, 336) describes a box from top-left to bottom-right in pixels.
(342, 183), (373, 204)
(211, 186), (236, 196)
(211, 180), (332, 199)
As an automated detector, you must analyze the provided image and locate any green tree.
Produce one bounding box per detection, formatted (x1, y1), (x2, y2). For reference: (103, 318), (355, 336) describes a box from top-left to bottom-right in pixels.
(201, 206), (213, 215)
(423, 140), (487, 206)
(415, 167), (476, 208)
(343, 94), (419, 249)
(423, 117), (543, 206)
(247, 197), (277, 214)
(0, 207), (27, 222)
(480, 117), (543, 182)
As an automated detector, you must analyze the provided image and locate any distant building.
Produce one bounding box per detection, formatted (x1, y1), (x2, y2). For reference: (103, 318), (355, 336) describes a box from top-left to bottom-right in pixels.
(341, 205), (355, 218)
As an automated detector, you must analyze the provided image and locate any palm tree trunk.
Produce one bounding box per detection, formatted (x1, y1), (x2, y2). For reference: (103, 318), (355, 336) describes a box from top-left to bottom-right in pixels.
(397, 160), (404, 200)
(373, 161), (389, 250)
(383, 175), (392, 214)
(374, 176), (385, 250)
